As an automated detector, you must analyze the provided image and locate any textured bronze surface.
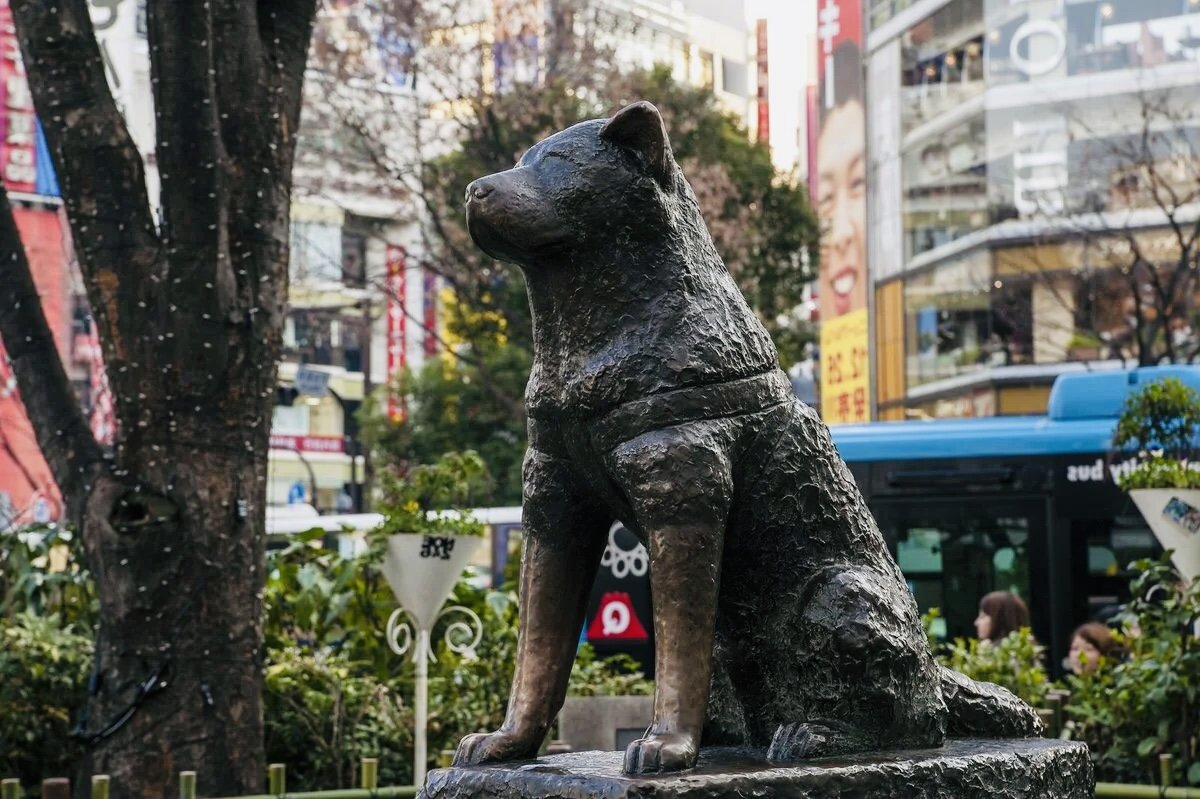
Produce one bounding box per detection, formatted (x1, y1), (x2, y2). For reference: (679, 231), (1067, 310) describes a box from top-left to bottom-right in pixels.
(424, 739), (1093, 798)
(459, 101), (1043, 776)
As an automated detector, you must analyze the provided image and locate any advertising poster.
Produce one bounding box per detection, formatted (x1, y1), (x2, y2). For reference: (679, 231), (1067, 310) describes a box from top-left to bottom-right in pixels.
(820, 309), (869, 425)
(816, 0), (870, 423)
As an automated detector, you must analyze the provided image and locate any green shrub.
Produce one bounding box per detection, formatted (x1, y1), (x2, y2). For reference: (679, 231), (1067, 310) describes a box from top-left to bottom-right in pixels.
(1, 524), (96, 629)
(264, 648), (414, 788)
(1112, 376), (1200, 490)
(1, 529), (655, 787)
(1065, 554), (1200, 785)
(568, 646), (654, 698)
(375, 451), (488, 538)
(0, 613), (92, 785)
(938, 627), (1050, 707)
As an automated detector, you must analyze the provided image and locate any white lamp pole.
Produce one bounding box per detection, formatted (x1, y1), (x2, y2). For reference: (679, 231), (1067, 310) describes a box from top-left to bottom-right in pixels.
(380, 533), (484, 787)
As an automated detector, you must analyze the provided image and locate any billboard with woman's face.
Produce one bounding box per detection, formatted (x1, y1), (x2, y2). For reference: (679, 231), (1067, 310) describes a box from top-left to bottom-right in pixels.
(817, 0), (867, 320)
(816, 0), (870, 423)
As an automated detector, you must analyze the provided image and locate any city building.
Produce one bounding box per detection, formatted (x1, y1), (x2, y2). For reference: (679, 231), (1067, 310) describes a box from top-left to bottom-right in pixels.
(275, 0), (766, 511)
(848, 0), (1200, 420)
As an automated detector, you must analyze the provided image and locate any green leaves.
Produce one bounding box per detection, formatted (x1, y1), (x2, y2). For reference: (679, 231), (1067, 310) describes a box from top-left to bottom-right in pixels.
(1113, 377), (1200, 490)
(0, 613), (92, 785)
(1065, 553), (1200, 785)
(937, 627), (1050, 707)
(374, 451), (490, 539)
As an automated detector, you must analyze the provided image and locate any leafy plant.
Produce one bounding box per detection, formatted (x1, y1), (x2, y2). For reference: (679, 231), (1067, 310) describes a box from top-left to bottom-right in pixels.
(1065, 554), (1200, 785)
(1112, 377), (1200, 490)
(1, 523), (97, 629)
(264, 531), (401, 679)
(938, 627), (1050, 707)
(375, 451), (489, 538)
(264, 648), (414, 788)
(567, 646), (654, 698)
(0, 613), (92, 785)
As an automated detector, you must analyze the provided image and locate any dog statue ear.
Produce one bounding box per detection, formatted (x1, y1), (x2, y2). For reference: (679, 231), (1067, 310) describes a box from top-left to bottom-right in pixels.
(600, 101), (675, 190)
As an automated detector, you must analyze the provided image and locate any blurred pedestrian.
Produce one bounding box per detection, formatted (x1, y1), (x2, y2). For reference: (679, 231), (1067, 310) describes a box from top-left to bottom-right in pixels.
(974, 591), (1031, 644)
(1066, 621), (1124, 675)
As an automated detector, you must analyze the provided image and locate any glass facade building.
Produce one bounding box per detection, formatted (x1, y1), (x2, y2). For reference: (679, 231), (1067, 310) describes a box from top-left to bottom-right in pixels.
(865, 0), (1200, 419)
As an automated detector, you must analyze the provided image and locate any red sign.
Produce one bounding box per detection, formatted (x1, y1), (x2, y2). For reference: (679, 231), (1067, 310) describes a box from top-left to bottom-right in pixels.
(586, 592), (649, 641)
(755, 19), (769, 144)
(422, 269), (437, 357)
(269, 434), (345, 454)
(0, 0), (36, 193)
(385, 245), (406, 421)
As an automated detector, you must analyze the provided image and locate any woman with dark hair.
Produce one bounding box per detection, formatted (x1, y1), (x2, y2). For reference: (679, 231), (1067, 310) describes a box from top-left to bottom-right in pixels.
(974, 591), (1031, 643)
(1066, 622), (1124, 674)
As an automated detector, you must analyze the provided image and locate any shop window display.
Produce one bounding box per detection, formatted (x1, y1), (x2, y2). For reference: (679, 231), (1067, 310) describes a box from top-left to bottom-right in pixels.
(987, 0), (1200, 85)
(902, 116), (988, 258)
(901, 0), (985, 135)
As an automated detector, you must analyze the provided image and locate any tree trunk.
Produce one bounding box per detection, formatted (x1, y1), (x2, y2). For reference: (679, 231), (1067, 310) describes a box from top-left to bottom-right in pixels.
(0, 1), (317, 794)
(77, 466), (262, 793)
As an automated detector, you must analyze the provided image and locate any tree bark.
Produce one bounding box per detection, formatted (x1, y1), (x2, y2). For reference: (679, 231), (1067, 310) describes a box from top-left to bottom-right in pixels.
(0, 1), (317, 795)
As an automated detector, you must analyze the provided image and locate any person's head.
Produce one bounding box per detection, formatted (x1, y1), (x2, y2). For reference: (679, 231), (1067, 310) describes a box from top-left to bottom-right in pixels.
(974, 591), (1031, 643)
(816, 40), (867, 318)
(1067, 622), (1123, 674)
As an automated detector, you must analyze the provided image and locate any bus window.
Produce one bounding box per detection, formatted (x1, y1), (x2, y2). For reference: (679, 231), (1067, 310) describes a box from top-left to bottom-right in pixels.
(873, 498), (1046, 643)
(1069, 515), (1157, 626)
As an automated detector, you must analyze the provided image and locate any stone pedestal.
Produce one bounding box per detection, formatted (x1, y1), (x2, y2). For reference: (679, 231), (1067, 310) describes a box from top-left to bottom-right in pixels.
(419, 738), (1091, 799)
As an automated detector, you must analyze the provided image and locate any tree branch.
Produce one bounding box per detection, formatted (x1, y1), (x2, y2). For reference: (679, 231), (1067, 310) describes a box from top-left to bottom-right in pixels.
(0, 190), (106, 515)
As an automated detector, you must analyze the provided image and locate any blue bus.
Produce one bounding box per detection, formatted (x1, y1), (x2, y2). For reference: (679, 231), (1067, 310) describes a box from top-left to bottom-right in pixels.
(832, 365), (1200, 673)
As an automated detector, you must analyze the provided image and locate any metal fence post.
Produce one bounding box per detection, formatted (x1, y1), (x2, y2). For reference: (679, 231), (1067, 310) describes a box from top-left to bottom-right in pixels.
(360, 758), (379, 791)
(1160, 753), (1175, 787)
(268, 764), (286, 797)
(179, 771), (197, 799)
(90, 776), (110, 799)
(40, 779), (69, 799)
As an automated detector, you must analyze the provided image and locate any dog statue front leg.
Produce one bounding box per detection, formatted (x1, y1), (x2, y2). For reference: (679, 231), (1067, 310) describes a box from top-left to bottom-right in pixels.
(454, 449), (609, 767)
(607, 428), (733, 775)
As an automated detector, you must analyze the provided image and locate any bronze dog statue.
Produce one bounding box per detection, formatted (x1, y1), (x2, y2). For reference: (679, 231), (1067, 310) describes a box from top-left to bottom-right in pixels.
(458, 101), (1040, 775)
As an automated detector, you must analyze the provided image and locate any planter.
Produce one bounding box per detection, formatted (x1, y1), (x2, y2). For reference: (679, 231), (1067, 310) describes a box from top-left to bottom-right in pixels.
(1128, 488), (1200, 579)
(558, 695), (654, 753)
(378, 531), (484, 629)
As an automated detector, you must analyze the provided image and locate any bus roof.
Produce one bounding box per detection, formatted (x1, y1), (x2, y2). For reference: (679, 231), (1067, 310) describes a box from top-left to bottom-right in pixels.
(831, 365), (1200, 463)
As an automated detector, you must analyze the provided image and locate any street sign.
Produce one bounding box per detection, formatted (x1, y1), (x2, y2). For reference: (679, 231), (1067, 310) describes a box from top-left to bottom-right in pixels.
(295, 365), (330, 396)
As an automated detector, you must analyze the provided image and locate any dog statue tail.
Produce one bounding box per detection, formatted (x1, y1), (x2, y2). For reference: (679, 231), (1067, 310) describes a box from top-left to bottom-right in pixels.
(938, 666), (1044, 738)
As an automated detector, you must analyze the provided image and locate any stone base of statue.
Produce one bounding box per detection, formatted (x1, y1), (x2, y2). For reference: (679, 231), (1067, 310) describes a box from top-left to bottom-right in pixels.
(418, 738), (1091, 799)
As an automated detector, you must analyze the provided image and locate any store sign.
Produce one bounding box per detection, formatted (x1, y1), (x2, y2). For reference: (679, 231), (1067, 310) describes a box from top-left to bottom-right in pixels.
(0, 1), (36, 193)
(586, 592), (648, 642)
(386, 245), (406, 421)
(269, 434), (345, 454)
(820, 309), (869, 425)
(1011, 114), (1068, 217)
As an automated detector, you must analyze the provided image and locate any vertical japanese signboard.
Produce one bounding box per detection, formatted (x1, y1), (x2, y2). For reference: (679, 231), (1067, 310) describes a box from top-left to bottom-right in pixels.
(755, 19), (769, 144)
(386, 245), (406, 421)
(815, 0), (870, 423)
(0, 0), (36, 193)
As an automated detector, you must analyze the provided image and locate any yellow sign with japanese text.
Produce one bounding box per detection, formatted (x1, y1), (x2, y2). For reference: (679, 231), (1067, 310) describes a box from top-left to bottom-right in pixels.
(820, 308), (870, 425)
